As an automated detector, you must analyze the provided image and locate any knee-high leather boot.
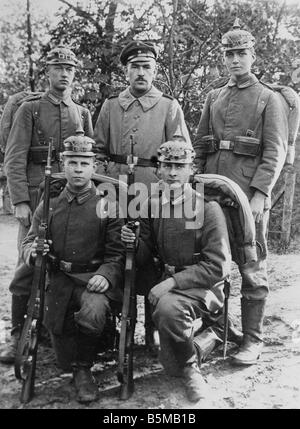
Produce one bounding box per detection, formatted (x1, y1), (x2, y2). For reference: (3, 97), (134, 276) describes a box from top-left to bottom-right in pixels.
(231, 298), (266, 365)
(0, 294), (28, 363)
(71, 330), (99, 404)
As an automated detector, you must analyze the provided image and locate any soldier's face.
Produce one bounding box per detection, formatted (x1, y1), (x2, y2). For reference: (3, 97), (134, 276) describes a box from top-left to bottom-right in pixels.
(63, 156), (95, 191)
(159, 162), (194, 189)
(47, 64), (75, 92)
(224, 49), (255, 78)
(125, 59), (157, 96)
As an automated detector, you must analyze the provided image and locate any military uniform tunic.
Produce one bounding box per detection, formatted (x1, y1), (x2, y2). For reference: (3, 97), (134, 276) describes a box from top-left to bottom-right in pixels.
(4, 90), (93, 295)
(194, 73), (289, 300)
(194, 73), (288, 200)
(93, 85), (191, 188)
(22, 185), (125, 335)
(5, 90), (93, 207)
(136, 184), (231, 367)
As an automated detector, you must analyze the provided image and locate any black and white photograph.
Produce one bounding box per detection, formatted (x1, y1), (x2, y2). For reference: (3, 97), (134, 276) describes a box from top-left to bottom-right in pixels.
(0, 0), (299, 411)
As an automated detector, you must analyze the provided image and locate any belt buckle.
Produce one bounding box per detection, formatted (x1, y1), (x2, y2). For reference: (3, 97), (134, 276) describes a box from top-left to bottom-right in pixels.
(126, 155), (138, 166)
(164, 264), (176, 276)
(219, 140), (231, 150)
(60, 260), (72, 273)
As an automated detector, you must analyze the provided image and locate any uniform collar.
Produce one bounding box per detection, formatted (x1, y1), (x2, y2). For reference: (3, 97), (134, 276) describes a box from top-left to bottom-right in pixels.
(118, 85), (163, 112)
(64, 182), (95, 204)
(227, 72), (258, 89)
(46, 89), (73, 106)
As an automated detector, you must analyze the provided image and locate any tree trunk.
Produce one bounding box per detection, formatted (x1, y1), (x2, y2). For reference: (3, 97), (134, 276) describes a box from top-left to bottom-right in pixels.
(92, 0), (118, 126)
(26, 0), (35, 91)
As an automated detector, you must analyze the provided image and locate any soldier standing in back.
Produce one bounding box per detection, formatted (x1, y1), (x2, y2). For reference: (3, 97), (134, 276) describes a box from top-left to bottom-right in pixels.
(0, 46), (93, 364)
(194, 20), (288, 365)
(94, 40), (191, 189)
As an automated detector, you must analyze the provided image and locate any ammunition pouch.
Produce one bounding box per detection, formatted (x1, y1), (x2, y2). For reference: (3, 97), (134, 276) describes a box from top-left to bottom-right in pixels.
(200, 135), (261, 157)
(29, 146), (58, 164)
(196, 136), (218, 153)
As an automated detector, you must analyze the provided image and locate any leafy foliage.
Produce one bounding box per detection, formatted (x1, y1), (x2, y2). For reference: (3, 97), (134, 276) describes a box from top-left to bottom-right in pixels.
(1, 0), (300, 128)
(0, 0), (51, 106)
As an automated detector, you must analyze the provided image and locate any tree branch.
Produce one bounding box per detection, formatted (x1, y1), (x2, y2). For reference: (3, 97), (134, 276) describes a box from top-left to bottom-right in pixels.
(58, 0), (104, 34)
(272, 0), (286, 42)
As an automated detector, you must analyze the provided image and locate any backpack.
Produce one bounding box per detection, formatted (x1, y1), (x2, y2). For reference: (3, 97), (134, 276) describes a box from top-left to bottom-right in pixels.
(203, 77), (300, 166)
(0, 91), (43, 154)
(262, 83), (300, 165)
(193, 174), (258, 266)
(144, 173), (258, 267)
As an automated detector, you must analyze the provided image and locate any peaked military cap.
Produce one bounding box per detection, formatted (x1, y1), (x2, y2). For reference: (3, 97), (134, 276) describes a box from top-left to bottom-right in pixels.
(221, 18), (255, 51)
(158, 136), (195, 164)
(62, 131), (95, 157)
(120, 40), (159, 65)
(46, 45), (80, 67)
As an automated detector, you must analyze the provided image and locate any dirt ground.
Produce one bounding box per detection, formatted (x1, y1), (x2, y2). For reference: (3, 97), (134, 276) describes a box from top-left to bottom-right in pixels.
(0, 211), (300, 410)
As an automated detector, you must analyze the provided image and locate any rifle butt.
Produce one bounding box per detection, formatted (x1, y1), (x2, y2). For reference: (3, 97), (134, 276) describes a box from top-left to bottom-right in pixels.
(119, 376), (134, 400)
(223, 279), (230, 360)
(20, 353), (37, 403)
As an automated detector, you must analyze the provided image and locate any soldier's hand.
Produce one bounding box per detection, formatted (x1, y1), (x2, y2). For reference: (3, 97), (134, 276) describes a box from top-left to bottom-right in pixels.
(31, 238), (52, 260)
(148, 277), (176, 307)
(250, 190), (265, 223)
(87, 275), (110, 293)
(14, 202), (32, 227)
(121, 222), (140, 244)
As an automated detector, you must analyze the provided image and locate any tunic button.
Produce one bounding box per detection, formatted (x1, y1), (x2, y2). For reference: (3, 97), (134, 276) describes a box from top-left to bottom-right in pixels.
(132, 128), (138, 132)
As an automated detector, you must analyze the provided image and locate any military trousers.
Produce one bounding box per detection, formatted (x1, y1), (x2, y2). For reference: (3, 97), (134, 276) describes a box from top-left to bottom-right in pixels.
(44, 271), (112, 337)
(61, 285), (111, 337)
(239, 210), (269, 301)
(9, 187), (40, 296)
(152, 291), (210, 369)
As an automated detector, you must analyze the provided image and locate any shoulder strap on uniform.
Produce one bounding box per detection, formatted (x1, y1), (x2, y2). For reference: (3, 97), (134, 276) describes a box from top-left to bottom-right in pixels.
(208, 87), (225, 135)
(249, 86), (271, 135)
(18, 92), (43, 106)
(31, 99), (45, 145)
(162, 93), (174, 100)
(203, 76), (230, 93)
(108, 94), (119, 100)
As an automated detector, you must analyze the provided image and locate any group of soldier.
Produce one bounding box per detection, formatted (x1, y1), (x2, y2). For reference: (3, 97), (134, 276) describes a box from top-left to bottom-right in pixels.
(0, 19), (288, 405)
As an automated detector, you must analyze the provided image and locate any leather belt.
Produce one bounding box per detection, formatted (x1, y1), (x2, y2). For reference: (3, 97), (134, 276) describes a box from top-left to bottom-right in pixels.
(59, 260), (101, 274)
(199, 135), (260, 157)
(109, 154), (157, 167)
(48, 254), (101, 274)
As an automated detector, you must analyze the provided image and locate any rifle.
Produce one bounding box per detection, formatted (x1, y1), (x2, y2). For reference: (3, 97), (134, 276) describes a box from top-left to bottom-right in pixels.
(117, 135), (138, 399)
(14, 140), (53, 403)
(222, 278), (230, 359)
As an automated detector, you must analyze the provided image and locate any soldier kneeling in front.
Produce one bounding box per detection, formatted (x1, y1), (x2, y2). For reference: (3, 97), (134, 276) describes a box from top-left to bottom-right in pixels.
(121, 138), (231, 403)
(21, 134), (125, 404)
